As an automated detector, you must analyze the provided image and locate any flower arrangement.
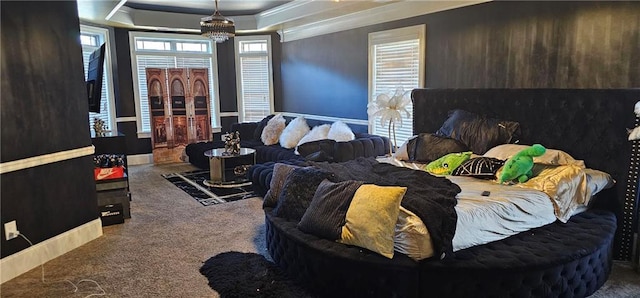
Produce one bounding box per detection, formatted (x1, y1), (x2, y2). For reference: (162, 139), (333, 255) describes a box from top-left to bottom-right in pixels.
(367, 86), (411, 155)
(224, 131), (241, 155)
(93, 117), (107, 136)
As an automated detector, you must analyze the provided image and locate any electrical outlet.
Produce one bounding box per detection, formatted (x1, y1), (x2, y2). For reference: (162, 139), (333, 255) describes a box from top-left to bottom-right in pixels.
(4, 220), (18, 240)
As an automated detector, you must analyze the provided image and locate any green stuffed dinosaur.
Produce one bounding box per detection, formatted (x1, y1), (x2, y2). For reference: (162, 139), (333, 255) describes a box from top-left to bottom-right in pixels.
(425, 152), (472, 176)
(498, 144), (546, 184)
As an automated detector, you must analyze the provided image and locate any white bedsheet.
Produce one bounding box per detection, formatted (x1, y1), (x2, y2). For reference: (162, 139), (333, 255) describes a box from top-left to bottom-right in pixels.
(377, 157), (613, 259)
(378, 157), (556, 257)
(448, 176), (556, 251)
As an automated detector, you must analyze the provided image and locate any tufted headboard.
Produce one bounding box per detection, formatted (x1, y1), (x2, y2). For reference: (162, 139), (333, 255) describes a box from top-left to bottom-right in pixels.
(411, 88), (639, 261)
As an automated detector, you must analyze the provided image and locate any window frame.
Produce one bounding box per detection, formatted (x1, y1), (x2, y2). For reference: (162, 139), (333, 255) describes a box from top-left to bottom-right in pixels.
(129, 31), (221, 138)
(234, 35), (275, 123)
(80, 24), (116, 134)
(368, 25), (426, 147)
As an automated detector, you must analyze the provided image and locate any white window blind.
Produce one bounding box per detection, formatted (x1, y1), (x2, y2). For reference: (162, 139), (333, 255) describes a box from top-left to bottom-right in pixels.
(369, 25), (425, 147)
(130, 32), (219, 136)
(235, 37), (274, 122)
(80, 26), (113, 133)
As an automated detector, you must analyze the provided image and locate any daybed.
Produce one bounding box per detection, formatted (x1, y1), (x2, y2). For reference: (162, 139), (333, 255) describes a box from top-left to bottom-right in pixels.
(260, 89), (639, 298)
(185, 117), (390, 169)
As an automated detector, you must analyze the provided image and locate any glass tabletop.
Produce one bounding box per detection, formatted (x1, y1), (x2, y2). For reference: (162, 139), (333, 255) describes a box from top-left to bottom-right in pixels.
(204, 147), (256, 158)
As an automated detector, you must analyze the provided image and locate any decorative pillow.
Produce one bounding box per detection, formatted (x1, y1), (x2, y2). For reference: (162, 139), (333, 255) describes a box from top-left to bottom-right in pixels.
(339, 184), (407, 259)
(435, 109), (520, 155)
(393, 135), (417, 161)
(425, 151), (472, 176)
(262, 163), (300, 208)
(327, 121), (355, 142)
(304, 150), (333, 162)
(279, 116), (310, 149)
(411, 133), (470, 162)
(297, 179), (363, 240)
(273, 167), (334, 222)
(518, 164), (591, 221)
(296, 139), (336, 160)
(452, 157), (505, 179)
(261, 114), (286, 145)
(584, 168), (615, 195)
(483, 144), (585, 167)
(295, 124), (331, 154)
(394, 206), (433, 261)
(253, 114), (275, 141)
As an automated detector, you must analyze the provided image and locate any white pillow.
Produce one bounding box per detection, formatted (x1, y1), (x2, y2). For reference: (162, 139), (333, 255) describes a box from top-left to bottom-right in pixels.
(483, 144), (585, 167)
(261, 114), (286, 145)
(295, 124), (331, 154)
(327, 121), (355, 142)
(279, 116), (310, 149)
(393, 135), (417, 161)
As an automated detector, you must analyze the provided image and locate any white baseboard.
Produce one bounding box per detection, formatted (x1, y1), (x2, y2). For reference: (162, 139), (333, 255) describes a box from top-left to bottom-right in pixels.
(0, 218), (103, 284)
(127, 153), (153, 165)
(219, 112), (239, 117)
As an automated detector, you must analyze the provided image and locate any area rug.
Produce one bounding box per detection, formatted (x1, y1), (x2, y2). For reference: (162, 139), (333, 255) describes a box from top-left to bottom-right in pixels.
(162, 170), (259, 206)
(200, 252), (314, 298)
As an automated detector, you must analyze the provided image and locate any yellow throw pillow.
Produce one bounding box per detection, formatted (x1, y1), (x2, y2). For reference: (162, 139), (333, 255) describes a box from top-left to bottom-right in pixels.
(339, 184), (407, 259)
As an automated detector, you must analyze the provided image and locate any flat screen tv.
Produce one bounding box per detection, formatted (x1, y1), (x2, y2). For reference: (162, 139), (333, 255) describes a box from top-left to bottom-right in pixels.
(86, 43), (106, 113)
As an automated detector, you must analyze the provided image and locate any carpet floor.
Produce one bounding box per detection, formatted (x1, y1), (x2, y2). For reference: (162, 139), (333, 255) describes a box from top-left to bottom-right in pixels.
(1, 162), (638, 297)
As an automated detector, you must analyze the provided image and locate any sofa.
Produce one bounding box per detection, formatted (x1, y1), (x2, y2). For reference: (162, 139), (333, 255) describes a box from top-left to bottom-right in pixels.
(184, 117), (391, 170)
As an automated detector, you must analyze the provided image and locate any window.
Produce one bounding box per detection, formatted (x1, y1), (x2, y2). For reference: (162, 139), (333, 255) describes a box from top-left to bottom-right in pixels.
(80, 25), (114, 133)
(368, 25), (425, 147)
(129, 32), (220, 137)
(234, 36), (274, 122)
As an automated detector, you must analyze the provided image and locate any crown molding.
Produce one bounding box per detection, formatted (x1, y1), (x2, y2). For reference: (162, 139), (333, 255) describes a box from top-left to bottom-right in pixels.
(256, 0), (356, 30)
(81, 0), (489, 39)
(106, 6), (258, 33)
(279, 0), (490, 42)
(105, 6), (133, 27)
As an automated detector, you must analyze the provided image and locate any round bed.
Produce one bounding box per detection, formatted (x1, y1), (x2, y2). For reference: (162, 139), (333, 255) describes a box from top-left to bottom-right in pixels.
(257, 89), (637, 297)
(265, 206), (616, 298)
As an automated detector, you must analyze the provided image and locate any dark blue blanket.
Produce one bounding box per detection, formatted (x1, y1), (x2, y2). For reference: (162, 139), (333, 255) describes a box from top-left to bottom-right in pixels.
(311, 157), (460, 258)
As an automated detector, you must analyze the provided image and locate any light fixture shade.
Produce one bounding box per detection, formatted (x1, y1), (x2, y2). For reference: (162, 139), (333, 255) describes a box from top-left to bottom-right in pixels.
(200, 1), (235, 43)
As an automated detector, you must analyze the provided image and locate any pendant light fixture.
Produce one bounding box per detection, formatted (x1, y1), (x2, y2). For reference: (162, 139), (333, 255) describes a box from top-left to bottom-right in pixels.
(200, 0), (235, 43)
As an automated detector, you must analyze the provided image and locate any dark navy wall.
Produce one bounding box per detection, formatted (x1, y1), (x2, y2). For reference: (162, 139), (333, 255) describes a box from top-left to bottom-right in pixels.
(112, 28), (152, 155)
(112, 28), (136, 118)
(280, 1), (639, 119)
(424, 1), (639, 88)
(1, 1), (98, 257)
(217, 39), (238, 113)
(281, 32), (369, 120)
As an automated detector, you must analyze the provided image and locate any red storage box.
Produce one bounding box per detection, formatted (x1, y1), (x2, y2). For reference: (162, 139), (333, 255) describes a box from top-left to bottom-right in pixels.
(94, 166), (125, 180)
